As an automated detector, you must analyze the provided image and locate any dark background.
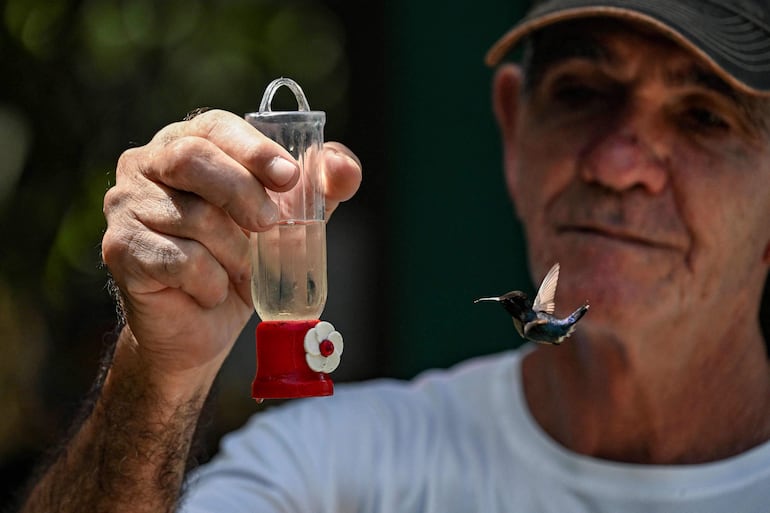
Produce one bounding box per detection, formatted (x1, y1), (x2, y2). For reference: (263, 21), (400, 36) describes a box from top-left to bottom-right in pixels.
(0, 0), (529, 508)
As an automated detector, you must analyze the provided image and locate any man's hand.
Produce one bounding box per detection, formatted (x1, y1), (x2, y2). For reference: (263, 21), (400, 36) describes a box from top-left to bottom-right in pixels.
(20, 110), (360, 513)
(102, 109), (361, 388)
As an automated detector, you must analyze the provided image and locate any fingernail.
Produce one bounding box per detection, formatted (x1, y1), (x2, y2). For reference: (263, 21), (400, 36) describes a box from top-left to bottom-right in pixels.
(268, 157), (298, 187)
(260, 200), (279, 226)
(329, 147), (361, 169)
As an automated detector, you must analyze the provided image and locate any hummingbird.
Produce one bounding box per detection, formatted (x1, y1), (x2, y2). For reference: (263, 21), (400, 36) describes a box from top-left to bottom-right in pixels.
(474, 263), (589, 345)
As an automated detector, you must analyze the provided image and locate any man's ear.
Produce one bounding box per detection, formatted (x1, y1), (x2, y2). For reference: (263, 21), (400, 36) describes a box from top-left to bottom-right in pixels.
(492, 63), (522, 136)
(492, 63), (524, 207)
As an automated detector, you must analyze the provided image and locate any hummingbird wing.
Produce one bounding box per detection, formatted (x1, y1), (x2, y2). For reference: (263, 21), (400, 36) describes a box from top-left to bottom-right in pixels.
(532, 262), (559, 314)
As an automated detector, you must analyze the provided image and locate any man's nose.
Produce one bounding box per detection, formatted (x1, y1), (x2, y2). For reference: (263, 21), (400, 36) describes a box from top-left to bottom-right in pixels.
(579, 116), (669, 195)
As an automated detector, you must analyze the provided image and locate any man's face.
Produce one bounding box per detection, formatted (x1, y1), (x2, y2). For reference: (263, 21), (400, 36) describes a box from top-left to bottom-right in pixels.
(499, 20), (770, 336)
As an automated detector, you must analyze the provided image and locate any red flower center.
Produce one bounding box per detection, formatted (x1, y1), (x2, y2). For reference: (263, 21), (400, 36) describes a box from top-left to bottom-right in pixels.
(319, 339), (335, 357)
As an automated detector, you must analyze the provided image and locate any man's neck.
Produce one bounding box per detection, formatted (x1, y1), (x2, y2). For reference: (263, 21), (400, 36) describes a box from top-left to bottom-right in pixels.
(521, 320), (770, 464)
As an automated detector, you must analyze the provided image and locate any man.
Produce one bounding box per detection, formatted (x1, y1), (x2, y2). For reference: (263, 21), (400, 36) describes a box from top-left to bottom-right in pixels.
(18, 0), (770, 512)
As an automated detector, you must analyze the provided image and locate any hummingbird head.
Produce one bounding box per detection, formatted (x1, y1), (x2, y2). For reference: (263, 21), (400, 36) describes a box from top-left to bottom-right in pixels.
(475, 290), (530, 320)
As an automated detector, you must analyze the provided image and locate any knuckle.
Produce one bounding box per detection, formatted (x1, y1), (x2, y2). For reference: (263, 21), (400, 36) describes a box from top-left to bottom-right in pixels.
(100, 231), (117, 267)
(150, 122), (184, 147)
(103, 186), (121, 216)
(102, 183), (139, 218)
(165, 136), (206, 166)
(162, 136), (213, 179)
(101, 226), (129, 270)
(188, 109), (232, 137)
(157, 242), (186, 279)
(164, 191), (222, 234)
(159, 191), (188, 228)
(115, 147), (141, 179)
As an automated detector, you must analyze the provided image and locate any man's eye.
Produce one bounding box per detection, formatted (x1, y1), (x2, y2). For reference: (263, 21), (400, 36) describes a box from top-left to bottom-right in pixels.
(552, 83), (603, 106)
(683, 107), (730, 132)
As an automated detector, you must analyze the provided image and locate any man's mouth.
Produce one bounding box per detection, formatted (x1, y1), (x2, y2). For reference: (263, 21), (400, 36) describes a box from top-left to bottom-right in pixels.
(556, 224), (685, 251)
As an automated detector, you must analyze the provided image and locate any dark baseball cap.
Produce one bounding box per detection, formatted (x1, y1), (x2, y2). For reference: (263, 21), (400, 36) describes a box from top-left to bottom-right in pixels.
(485, 0), (770, 96)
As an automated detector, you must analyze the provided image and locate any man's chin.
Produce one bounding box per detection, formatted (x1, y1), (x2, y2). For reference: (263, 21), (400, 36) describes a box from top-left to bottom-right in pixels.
(557, 274), (665, 332)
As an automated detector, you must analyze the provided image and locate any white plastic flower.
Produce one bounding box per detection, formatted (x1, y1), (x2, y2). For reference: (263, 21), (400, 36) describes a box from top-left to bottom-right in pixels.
(304, 321), (343, 373)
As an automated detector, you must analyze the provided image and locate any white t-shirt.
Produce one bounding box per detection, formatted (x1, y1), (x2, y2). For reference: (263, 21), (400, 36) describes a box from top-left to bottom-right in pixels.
(181, 346), (770, 513)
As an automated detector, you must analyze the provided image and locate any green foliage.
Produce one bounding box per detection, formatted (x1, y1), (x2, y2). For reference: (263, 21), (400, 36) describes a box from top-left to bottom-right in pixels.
(1, 0), (351, 313)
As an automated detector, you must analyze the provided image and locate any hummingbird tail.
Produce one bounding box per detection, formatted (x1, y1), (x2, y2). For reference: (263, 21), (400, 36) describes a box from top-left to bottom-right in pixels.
(570, 303), (590, 322)
(558, 303), (590, 341)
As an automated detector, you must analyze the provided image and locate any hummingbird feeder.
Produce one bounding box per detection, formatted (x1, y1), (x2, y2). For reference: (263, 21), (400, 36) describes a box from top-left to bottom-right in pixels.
(245, 77), (343, 401)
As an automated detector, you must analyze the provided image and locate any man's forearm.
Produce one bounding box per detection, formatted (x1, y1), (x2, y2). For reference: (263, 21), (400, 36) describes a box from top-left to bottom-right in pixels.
(20, 330), (212, 513)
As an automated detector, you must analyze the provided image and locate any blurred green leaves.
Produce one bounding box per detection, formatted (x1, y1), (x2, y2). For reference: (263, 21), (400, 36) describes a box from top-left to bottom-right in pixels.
(4, 0), (67, 58)
(0, 105), (30, 204)
(1, 0), (350, 301)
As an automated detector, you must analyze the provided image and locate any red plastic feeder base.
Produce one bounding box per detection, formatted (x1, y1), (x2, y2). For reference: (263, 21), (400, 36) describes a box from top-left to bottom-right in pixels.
(251, 320), (334, 400)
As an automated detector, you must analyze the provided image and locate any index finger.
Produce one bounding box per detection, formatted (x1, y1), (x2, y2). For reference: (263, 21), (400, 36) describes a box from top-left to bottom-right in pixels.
(131, 111), (303, 231)
(155, 109), (301, 191)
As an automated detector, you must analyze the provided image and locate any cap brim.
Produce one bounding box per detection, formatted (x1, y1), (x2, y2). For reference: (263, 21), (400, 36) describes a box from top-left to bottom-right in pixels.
(485, 5), (770, 97)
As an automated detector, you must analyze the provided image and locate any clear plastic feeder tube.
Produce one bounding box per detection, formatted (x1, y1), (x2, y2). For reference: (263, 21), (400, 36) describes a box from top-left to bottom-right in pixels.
(245, 78), (327, 321)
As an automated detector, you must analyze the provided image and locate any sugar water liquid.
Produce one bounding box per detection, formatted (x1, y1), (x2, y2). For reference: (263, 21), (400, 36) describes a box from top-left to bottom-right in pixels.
(251, 219), (327, 321)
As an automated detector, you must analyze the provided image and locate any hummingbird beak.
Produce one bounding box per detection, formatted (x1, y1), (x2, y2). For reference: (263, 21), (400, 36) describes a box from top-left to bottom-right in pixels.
(474, 296), (501, 304)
